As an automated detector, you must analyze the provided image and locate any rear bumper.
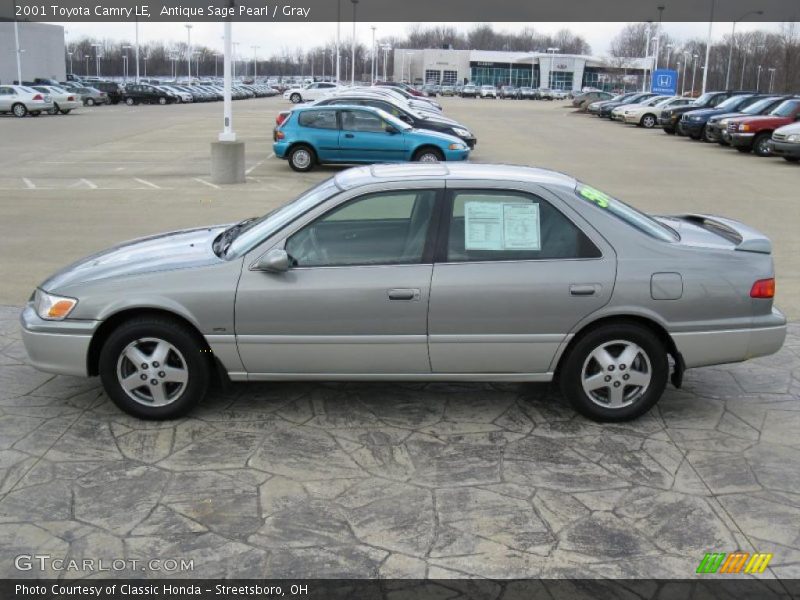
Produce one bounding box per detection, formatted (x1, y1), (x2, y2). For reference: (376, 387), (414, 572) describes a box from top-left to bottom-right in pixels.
(20, 304), (98, 377)
(767, 140), (800, 158)
(671, 307), (787, 369)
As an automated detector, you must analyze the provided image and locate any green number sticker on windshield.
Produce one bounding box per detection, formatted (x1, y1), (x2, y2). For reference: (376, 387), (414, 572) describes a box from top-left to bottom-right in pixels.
(578, 185), (611, 209)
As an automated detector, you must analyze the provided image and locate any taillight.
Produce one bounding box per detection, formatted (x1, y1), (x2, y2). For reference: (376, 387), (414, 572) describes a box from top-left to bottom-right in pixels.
(274, 130), (285, 140)
(276, 112), (288, 125)
(68, 96), (75, 101)
(750, 278), (775, 299)
(32, 94), (43, 101)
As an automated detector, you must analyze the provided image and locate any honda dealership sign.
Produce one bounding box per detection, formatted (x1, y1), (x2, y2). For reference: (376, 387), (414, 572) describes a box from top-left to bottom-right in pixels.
(651, 69), (678, 95)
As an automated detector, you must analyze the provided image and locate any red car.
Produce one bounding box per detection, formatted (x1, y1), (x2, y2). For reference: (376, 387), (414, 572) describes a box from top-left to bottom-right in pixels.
(726, 97), (800, 156)
(374, 81), (424, 97)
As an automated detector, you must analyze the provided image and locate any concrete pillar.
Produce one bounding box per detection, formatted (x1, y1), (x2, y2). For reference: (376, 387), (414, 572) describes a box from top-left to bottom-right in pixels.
(210, 141), (245, 184)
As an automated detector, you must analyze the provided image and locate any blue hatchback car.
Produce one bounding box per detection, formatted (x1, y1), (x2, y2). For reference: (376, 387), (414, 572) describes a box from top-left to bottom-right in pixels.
(273, 105), (470, 171)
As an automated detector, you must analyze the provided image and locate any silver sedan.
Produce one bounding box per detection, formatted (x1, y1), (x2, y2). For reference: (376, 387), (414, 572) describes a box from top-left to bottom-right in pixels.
(21, 164), (786, 421)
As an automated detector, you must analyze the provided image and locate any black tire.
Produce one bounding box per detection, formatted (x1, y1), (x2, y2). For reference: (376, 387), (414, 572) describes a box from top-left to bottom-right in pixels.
(86, 98), (95, 106)
(125, 97), (135, 106)
(98, 316), (210, 420)
(288, 144), (316, 172)
(158, 96), (167, 105)
(736, 146), (752, 153)
(412, 146), (444, 163)
(640, 114), (657, 129)
(558, 323), (669, 422)
(48, 103), (59, 116)
(290, 93), (302, 104)
(703, 126), (715, 142)
(663, 127), (675, 135)
(59, 109), (72, 115)
(11, 103), (27, 118)
(30, 111), (41, 117)
(783, 156), (799, 162)
(753, 132), (772, 157)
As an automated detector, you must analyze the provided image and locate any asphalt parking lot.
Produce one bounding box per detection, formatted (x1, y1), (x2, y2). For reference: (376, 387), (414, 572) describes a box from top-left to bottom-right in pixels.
(1, 98), (799, 581)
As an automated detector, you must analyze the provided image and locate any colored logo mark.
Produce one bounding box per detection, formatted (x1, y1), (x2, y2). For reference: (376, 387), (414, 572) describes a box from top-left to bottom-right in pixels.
(696, 552), (773, 574)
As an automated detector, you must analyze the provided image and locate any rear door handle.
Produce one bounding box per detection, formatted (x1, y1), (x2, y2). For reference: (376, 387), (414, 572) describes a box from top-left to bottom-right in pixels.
(344, 133), (354, 138)
(570, 284), (597, 297)
(388, 288), (420, 301)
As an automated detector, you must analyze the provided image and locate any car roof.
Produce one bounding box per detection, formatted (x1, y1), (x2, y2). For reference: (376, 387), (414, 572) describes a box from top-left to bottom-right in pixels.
(334, 163), (578, 191)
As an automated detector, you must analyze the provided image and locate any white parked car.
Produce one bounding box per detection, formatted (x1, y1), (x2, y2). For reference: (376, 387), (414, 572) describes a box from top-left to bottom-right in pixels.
(623, 97), (694, 128)
(160, 85), (194, 103)
(479, 85), (497, 99)
(0, 84), (54, 117)
(551, 89), (570, 101)
(31, 85), (81, 115)
(283, 82), (340, 104)
(611, 95), (669, 121)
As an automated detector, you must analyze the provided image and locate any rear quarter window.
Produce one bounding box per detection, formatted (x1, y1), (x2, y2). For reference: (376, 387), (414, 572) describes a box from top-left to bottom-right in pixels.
(297, 110), (338, 130)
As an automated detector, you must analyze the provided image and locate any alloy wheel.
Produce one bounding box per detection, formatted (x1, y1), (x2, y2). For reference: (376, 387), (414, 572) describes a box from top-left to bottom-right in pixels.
(12, 103), (27, 117)
(580, 340), (652, 409)
(292, 148), (312, 170)
(116, 337), (189, 407)
(417, 152), (440, 163)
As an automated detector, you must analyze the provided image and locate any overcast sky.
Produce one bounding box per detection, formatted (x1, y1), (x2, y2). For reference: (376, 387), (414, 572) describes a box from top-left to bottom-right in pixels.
(56, 21), (785, 57)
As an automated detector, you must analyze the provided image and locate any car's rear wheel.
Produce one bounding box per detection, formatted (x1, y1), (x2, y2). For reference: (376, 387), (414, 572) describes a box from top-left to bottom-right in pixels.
(753, 132), (772, 157)
(125, 97), (135, 106)
(99, 316), (210, 420)
(413, 147), (444, 163)
(290, 93), (302, 103)
(663, 127), (675, 135)
(60, 109), (72, 115)
(559, 323), (668, 422)
(784, 156), (799, 162)
(640, 114), (656, 128)
(86, 98), (95, 106)
(158, 97), (167, 105)
(288, 144), (315, 172)
(11, 103), (27, 118)
(30, 111), (40, 117)
(48, 103), (59, 116)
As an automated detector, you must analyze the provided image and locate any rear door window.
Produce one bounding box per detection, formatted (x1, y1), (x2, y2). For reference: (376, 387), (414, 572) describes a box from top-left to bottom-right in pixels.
(297, 110), (338, 130)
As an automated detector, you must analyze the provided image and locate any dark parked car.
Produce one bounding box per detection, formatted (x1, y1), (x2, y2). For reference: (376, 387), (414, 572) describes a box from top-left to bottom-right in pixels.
(587, 91), (640, 116)
(93, 81), (125, 105)
(313, 94), (477, 148)
(678, 94), (766, 140)
(705, 96), (790, 143)
(122, 84), (177, 106)
(659, 90), (753, 135)
(726, 98), (800, 156)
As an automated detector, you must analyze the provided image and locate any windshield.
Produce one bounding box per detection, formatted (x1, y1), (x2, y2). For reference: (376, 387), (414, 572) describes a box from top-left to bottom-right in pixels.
(692, 92), (716, 106)
(743, 97), (780, 114)
(716, 95), (750, 110)
(770, 99), (800, 117)
(575, 183), (678, 242)
(225, 178), (341, 257)
(654, 97), (678, 107)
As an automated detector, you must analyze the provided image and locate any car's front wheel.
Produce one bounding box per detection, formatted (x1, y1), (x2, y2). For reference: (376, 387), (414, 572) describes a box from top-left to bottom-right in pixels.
(59, 109), (72, 115)
(413, 147), (444, 163)
(640, 114), (656, 129)
(86, 98), (95, 106)
(753, 132), (772, 157)
(99, 316), (210, 420)
(48, 103), (59, 116)
(290, 93), (302, 103)
(11, 103), (27, 118)
(158, 97), (167, 105)
(559, 323), (668, 422)
(288, 144), (316, 172)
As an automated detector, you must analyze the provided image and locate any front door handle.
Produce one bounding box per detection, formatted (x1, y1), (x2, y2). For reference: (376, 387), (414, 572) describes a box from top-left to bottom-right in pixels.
(344, 133), (354, 138)
(388, 288), (420, 301)
(570, 284), (597, 297)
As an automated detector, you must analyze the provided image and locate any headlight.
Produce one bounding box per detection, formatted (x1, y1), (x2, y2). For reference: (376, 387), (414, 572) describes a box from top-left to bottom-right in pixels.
(451, 127), (470, 137)
(719, 119), (729, 126)
(34, 289), (78, 321)
(448, 143), (466, 150)
(786, 134), (800, 143)
(690, 115), (703, 121)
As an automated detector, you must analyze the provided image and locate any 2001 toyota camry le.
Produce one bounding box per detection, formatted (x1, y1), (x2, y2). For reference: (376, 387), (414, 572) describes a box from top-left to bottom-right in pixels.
(21, 164), (786, 422)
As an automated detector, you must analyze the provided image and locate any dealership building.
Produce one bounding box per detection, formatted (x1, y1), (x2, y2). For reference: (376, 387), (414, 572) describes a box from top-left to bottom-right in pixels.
(0, 21), (66, 84)
(392, 48), (651, 91)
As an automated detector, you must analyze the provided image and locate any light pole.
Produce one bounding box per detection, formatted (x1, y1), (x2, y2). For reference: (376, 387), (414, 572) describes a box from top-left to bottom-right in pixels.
(84, 55), (90, 76)
(134, 18), (140, 83)
(335, 0), (341, 83)
(654, 5), (665, 70)
(691, 53), (699, 96)
(701, 0), (715, 94)
(643, 22), (652, 91)
(185, 24), (193, 79)
(122, 45), (131, 81)
(756, 64), (762, 91)
(350, 0), (359, 85)
(214, 53), (221, 78)
(92, 43), (102, 77)
(12, 18), (23, 84)
(67, 52), (74, 75)
(322, 49), (326, 81)
(665, 44), (674, 69)
(726, 10), (763, 90)
(193, 51), (201, 78)
(371, 26), (376, 84)
(682, 52), (690, 94)
(768, 67), (776, 93)
(381, 43), (391, 81)
(251, 45), (260, 79)
(143, 54), (149, 78)
(546, 47), (559, 90)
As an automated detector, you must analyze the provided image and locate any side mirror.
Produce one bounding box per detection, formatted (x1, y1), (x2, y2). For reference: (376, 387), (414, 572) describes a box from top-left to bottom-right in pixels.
(385, 125), (399, 134)
(255, 249), (290, 273)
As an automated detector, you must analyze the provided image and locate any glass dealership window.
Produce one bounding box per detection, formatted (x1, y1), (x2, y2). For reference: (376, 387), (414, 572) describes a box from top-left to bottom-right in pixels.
(442, 70), (458, 85)
(424, 69), (441, 84)
(549, 71), (574, 90)
(469, 65), (532, 87)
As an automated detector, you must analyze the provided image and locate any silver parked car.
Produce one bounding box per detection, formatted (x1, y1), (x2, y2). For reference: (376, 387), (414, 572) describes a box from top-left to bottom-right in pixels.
(0, 84), (54, 117)
(21, 164), (786, 421)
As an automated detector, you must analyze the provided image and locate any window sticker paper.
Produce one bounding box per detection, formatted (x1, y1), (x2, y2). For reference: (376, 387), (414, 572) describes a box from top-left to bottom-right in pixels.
(503, 203), (541, 250)
(464, 201), (504, 250)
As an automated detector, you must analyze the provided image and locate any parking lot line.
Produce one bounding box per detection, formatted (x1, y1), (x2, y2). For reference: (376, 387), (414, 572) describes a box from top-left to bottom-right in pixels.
(193, 177), (221, 189)
(133, 177), (161, 189)
(245, 161), (264, 175)
(22, 178), (35, 190)
(78, 179), (98, 189)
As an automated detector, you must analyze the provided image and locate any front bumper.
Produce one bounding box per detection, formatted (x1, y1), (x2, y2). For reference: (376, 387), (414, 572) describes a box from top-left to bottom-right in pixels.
(729, 132), (755, 148)
(681, 120), (705, 137)
(20, 304), (98, 377)
(671, 307), (787, 369)
(444, 148), (470, 161)
(705, 124), (723, 141)
(659, 114), (680, 129)
(767, 140), (800, 158)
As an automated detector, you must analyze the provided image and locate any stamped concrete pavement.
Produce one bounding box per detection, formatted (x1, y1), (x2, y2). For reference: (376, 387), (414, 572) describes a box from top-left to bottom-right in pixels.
(1, 305), (799, 580)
